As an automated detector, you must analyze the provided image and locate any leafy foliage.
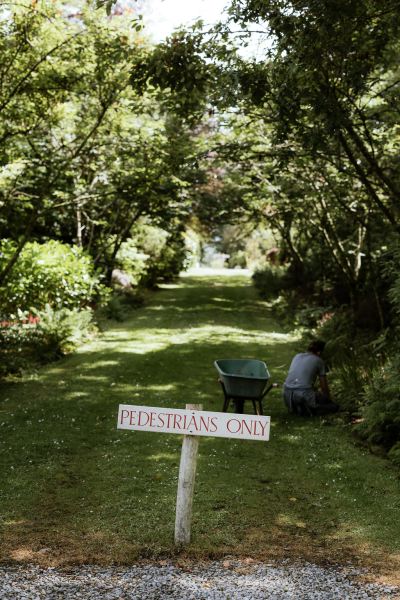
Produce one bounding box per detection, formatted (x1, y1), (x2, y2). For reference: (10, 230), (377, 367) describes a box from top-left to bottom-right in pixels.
(252, 265), (288, 299)
(0, 3), (200, 289)
(0, 240), (105, 314)
(0, 305), (95, 376)
(0, 318), (43, 376)
(1, 0), (400, 461)
(33, 304), (95, 360)
(357, 355), (400, 453)
(115, 221), (190, 286)
(307, 308), (378, 414)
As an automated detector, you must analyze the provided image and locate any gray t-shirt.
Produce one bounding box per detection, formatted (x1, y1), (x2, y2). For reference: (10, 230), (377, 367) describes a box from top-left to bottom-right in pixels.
(284, 352), (326, 389)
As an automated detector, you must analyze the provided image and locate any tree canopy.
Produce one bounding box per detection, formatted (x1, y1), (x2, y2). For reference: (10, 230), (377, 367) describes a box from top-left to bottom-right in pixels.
(2, 0), (400, 461)
(1, 0), (399, 303)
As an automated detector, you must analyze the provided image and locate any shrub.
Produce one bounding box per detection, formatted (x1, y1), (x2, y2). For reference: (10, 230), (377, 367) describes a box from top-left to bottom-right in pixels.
(356, 354), (400, 454)
(115, 240), (148, 286)
(310, 308), (381, 414)
(313, 308), (357, 361)
(142, 235), (189, 287)
(329, 357), (371, 415)
(103, 295), (129, 322)
(294, 305), (332, 329)
(0, 306), (95, 376)
(102, 288), (145, 322)
(227, 250), (247, 269)
(0, 240), (107, 314)
(115, 223), (189, 289)
(388, 442), (400, 467)
(0, 316), (43, 376)
(32, 305), (96, 360)
(252, 265), (288, 299)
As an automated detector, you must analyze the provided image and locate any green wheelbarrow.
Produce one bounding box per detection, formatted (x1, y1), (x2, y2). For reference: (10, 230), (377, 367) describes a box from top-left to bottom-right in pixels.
(214, 359), (275, 415)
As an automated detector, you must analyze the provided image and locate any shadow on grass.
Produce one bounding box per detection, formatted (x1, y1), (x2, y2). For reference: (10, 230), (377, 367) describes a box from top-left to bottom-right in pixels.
(96, 277), (284, 334)
(0, 275), (399, 571)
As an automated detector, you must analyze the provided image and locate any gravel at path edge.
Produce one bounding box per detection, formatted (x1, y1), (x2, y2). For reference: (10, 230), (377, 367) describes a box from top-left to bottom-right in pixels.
(0, 560), (399, 600)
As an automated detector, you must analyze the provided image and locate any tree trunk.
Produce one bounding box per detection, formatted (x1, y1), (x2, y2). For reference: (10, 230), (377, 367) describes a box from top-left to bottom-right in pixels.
(338, 131), (400, 232)
(0, 212), (36, 286)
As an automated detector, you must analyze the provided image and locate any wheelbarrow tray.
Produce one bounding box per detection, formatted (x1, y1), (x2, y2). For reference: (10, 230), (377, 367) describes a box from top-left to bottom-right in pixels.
(214, 359), (270, 399)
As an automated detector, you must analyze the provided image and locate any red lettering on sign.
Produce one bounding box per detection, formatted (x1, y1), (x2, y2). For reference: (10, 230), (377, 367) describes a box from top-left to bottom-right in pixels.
(129, 411), (137, 426)
(209, 417), (218, 433)
(187, 415), (199, 431)
(158, 413), (166, 427)
(227, 419), (241, 434)
(241, 420), (253, 436)
(258, 420), (268, 437)
(138, 411), (150, 426)
(149, 412), (156, 427)
(120, 409), (129, 425)
(199, 416), (209, 432)
(173, 414), (183, 429)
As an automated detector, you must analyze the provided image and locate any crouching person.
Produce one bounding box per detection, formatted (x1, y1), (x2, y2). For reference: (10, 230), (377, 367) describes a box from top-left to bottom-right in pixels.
(283, 340), (339, 416)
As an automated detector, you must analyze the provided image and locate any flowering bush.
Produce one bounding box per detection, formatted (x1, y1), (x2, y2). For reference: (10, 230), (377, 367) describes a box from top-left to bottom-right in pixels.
(0, 306), (96, 376)
(0, 314), (40, 327)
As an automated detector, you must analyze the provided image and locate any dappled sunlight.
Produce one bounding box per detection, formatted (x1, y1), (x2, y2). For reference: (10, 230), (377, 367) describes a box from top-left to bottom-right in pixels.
(10, 547), (35, 561)
(328, 523), (365, 540)
(144, 303), (259, 316)
(324, 523), (385, 550)
(146, 452), (179, 462)
(79, 360), (119, 370)
(158, 283), (181, 290)
(142, 384), (177, 392)
(276, 513), (307, 529)
(66, 391), (90, 400)
(279, 433), (301, 444)
(182, 268), (252, 277)
(132, 325), (297, 348)
(4, 519), (31, 526)
(77, 325), (298, 362)
(180, 273), (251, 287)
(119, 340), (170, 354)
(78, 375), (110, 382)
(3, 273), (399, 572)
(264, 331), (297, 342)
(324, 462), (345, 471)
(211, 296), (232, 303)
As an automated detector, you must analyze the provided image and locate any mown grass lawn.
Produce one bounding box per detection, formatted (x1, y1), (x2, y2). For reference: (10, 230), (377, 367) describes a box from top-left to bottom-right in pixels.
(0, 273), (399, 581)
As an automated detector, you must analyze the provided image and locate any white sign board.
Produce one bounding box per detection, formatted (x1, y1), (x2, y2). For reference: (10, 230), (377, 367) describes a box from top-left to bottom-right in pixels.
(117, 404), (270, 441)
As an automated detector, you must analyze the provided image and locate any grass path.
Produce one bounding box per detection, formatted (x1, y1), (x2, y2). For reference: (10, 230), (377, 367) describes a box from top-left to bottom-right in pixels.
(0, 273), (399, 581)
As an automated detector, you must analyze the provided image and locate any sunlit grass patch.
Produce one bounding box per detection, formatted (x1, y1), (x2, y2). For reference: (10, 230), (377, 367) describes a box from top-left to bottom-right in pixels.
(0, 273), (399, 580)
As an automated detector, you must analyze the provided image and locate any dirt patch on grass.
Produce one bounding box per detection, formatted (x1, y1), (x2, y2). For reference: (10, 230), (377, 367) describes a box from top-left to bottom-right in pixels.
(1, 530), (399, 586)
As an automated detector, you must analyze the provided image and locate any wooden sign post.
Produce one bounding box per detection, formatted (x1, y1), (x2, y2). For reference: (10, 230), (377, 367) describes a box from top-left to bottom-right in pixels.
(117, 403), (270, 546)
(174, 403), (201, 546)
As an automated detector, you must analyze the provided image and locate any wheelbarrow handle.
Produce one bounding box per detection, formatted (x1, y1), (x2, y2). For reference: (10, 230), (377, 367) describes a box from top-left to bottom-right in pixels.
(261, 382), (280, 398)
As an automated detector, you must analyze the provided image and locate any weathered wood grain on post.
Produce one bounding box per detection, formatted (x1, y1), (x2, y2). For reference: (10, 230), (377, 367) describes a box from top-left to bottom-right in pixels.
(174, 403), (202, 546)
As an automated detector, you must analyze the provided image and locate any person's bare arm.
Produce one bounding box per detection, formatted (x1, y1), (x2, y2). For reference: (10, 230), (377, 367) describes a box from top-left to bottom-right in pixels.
(319, 375), (331, 400)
